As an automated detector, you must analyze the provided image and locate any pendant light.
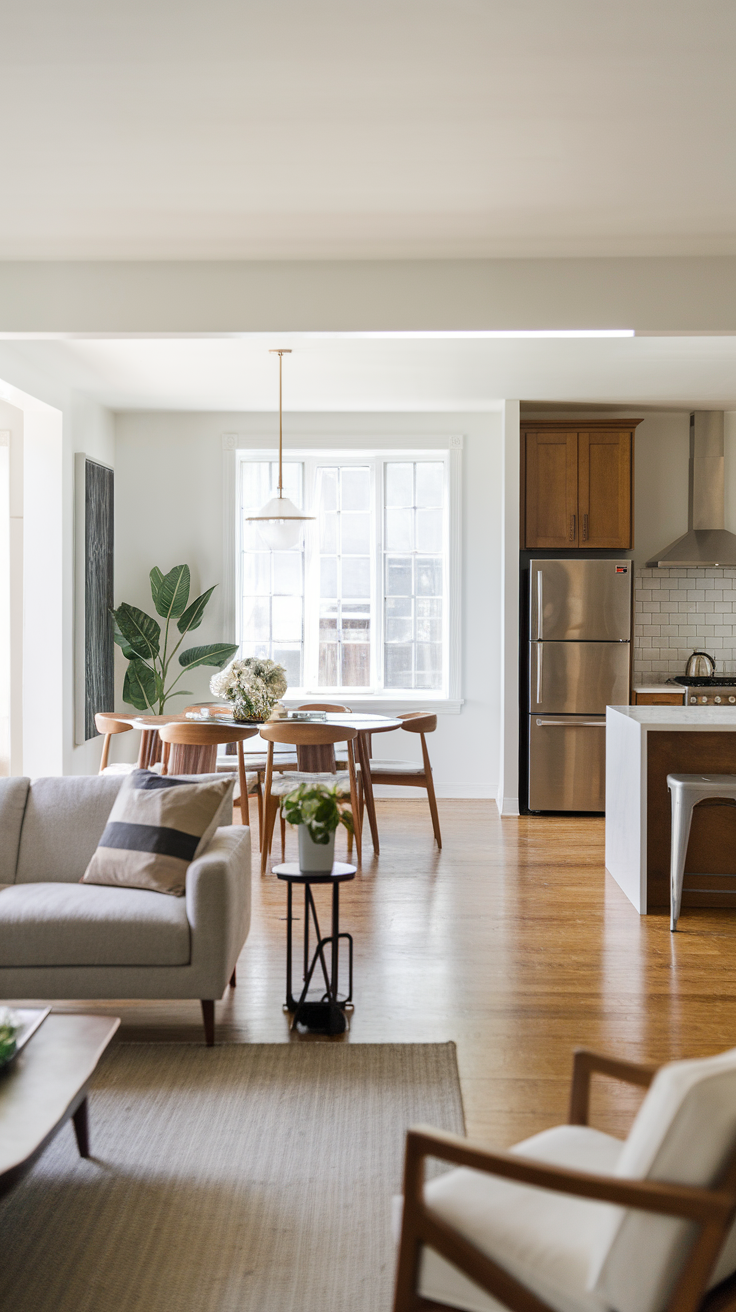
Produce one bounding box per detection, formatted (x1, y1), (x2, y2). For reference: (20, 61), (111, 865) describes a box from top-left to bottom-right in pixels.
(247, 349), (314, 550)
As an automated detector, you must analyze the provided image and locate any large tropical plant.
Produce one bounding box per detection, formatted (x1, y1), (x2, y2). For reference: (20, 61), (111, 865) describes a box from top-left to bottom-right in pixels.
(111, 564), (238, 714)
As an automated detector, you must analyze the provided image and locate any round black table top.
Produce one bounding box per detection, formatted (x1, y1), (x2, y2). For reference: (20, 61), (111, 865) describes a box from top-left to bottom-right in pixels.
(273, 861), (357, 884)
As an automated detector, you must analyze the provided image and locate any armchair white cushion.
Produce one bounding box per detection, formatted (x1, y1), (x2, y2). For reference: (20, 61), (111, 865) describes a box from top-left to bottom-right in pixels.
(404, 1047), (736, 1312)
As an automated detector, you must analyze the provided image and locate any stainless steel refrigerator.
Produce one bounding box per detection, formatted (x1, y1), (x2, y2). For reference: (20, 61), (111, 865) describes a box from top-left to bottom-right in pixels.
(528, 559), (631, 812)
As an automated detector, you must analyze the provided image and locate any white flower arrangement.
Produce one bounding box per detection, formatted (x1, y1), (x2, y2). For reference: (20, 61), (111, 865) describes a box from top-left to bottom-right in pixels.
(209, 657), (288, 721)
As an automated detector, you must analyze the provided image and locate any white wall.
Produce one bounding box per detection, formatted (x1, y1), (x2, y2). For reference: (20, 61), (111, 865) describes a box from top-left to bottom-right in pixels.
(113, 409), (503, 796)
(0, 342), (115, 775)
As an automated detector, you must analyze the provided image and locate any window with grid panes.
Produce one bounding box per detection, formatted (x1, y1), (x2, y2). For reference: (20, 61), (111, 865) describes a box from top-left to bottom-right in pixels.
(237, 451), (449, 696)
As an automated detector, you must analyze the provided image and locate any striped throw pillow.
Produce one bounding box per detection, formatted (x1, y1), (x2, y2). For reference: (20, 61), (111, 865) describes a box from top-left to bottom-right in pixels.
(81, 770), (235, 896)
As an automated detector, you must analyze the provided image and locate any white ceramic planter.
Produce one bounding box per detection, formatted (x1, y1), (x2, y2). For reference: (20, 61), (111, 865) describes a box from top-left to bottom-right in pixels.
(298, 827), (335, 874)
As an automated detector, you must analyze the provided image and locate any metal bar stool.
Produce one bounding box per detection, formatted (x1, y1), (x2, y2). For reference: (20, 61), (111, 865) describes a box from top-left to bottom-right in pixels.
(667, 772), (736, 930)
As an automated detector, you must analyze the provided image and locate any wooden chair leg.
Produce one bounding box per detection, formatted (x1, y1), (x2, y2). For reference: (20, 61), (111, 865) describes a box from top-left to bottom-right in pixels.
(420, 734), (442, 849)
(99, 734), (111, 774)
(261, 794), (279, 875)
(346, 741), (362, 866)
(201, 1000), (215, 1046)
(229, 966), (237, 987)
(256, 780), (263, 850)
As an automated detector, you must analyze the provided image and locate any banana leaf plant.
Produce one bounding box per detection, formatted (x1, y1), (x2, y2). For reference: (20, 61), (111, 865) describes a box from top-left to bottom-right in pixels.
(111, 564), (238, 714)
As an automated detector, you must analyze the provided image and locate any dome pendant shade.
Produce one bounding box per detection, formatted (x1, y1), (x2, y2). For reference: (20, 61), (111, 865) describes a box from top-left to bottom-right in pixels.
(246, 348), (314, 549)
(250, 495), (310, 550)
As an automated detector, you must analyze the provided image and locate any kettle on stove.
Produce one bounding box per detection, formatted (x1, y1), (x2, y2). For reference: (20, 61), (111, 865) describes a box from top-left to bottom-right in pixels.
(685, 650), (716, 677)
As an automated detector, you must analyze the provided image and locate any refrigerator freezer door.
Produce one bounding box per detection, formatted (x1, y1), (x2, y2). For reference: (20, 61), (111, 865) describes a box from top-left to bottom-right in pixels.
(530, 559), (631, 641)
(530, 641), (630, 713)
(529, 715), (606, 811)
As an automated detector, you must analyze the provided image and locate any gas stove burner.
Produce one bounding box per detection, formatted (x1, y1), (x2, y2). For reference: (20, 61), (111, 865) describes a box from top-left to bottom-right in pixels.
(673, 676), (736, 687)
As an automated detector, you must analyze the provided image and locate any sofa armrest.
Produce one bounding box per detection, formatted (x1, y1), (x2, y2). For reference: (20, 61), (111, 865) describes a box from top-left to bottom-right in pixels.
(185, 826), (251, 990)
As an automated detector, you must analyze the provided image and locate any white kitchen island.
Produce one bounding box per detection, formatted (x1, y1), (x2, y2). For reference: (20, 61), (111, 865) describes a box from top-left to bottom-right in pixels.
(605, 705), (736, 913)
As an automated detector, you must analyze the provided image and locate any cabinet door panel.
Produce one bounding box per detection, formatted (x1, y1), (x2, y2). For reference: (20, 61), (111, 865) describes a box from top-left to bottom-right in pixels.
(579, 430), (632, 548)
(524, 431), (578, 548)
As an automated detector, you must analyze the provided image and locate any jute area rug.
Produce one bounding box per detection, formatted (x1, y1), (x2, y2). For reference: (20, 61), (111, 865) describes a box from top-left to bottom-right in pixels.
(0, 1042), (464, 1312)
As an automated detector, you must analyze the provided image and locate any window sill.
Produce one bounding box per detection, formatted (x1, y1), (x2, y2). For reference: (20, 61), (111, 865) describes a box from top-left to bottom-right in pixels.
(282, 694), (464, 716)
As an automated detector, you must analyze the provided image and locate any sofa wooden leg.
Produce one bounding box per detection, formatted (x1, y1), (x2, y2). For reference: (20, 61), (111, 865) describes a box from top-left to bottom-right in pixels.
(72, 1097), (90, 1158)
(201, 1000), (215, 1046)
(229, 966), (237, 987)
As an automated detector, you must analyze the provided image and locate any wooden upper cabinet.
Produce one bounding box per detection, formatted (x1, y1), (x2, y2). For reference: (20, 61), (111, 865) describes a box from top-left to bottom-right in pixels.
(524, 431), (578, 549)
(578, 430), (632, 548)
(522, 420), (640, 550)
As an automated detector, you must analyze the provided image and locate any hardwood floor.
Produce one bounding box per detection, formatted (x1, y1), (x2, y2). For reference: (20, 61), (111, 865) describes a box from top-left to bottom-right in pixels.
(43, 800), (736, 1146)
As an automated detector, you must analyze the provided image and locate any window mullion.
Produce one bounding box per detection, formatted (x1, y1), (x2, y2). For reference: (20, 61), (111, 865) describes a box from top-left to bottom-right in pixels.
(374, 456), (384, 693)
(303, 458), (318, 690)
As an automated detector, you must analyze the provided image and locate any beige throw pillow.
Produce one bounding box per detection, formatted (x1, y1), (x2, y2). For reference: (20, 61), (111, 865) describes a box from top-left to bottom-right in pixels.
(82, 770), (235, 896)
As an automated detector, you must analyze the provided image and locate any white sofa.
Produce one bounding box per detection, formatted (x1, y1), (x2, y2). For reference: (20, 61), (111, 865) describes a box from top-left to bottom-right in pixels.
(0, 774), (251, 1044)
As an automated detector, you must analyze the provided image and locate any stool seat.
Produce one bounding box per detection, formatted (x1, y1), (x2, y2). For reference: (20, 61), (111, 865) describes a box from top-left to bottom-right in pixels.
(667, 772), (736, 931)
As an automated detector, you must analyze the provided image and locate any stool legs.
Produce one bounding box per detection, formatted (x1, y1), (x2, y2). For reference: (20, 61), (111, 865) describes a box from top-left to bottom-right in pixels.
(670, 788), (697, 932)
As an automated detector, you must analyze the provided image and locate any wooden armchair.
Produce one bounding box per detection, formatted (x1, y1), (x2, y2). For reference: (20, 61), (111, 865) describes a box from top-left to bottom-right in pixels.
(394, 1047), (736, 1312)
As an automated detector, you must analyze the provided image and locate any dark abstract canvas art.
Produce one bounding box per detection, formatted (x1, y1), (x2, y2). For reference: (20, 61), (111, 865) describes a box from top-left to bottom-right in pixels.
(84, 460), (114, 741)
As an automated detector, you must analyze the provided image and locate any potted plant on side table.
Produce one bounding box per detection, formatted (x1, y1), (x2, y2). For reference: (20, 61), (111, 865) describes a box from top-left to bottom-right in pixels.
(280, 781), (354, 873)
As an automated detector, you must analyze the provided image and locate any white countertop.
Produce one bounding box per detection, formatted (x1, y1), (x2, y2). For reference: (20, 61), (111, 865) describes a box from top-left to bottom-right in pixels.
(608, 704), (736, 727)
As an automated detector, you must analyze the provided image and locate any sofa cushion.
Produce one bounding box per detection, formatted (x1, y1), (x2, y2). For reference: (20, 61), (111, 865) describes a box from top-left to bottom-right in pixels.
(82, 770), (234, 896)
(416, 1125), (622, 1312)
(0, 777), (30, 883)
(0, 881), (190, 966)
(15, 775), (125, 885)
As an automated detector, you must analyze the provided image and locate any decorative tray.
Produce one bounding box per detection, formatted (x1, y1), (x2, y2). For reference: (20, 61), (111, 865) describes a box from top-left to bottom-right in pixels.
(0, 1007), (51, 1069)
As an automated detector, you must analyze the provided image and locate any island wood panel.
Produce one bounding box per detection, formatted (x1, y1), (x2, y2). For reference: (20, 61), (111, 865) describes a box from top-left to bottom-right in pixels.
(647, 731), (736, 907)
(578, 430), (633, 549)
(523, 430), (578, 548)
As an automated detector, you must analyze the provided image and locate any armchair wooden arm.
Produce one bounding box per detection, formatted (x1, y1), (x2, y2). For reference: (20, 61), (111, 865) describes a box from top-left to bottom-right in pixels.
(394, 1122), (736, 1312)
(568, 1047), (659, 1125)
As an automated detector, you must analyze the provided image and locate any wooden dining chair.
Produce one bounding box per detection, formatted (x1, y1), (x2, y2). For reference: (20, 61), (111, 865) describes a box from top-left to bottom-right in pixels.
(158, 721), (260, 829)
(94, 713), (135, 774)
(360, 712), (442, 849)
(259, 721), (362, 875)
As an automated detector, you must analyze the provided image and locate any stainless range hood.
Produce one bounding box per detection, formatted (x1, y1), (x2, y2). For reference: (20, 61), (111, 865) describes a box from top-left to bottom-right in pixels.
(647, 411), (736, 567)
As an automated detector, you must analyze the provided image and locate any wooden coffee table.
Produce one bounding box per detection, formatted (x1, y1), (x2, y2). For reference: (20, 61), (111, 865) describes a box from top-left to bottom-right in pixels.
(0, 1012), (120, 1198)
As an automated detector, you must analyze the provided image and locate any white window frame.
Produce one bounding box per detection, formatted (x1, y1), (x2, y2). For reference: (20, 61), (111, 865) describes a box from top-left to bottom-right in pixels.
(222, 438), (463, 714)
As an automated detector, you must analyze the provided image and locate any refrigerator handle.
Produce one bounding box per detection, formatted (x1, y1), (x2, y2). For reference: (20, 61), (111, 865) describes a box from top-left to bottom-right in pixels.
(536, 570), (543, 641)
(535, 644), (543, 704)
(535, 719), (606, 727)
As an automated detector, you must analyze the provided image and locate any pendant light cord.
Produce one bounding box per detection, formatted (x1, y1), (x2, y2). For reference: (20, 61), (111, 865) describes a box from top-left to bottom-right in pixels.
(270, 348), (291, 500)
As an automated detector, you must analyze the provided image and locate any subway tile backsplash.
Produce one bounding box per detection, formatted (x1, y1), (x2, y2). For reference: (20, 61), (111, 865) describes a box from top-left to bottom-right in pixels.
(633, 567), (736, 682)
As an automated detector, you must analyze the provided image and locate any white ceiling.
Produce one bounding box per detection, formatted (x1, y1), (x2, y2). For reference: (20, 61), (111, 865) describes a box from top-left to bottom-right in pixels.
(1, 0), (735, 259)
(12, 333), (736, 411)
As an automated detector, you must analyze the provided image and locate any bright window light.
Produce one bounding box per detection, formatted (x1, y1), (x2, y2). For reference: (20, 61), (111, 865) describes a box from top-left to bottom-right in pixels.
(315, 329), (635, 340)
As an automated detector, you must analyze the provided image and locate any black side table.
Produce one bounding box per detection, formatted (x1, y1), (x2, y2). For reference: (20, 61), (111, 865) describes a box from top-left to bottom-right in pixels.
(274, 862), (356, 1035)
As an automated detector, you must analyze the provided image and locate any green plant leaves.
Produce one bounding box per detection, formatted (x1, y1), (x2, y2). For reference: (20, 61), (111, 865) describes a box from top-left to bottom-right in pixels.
(123, 657), (157, 711)
(177, 585), (215, 634)
(280, 781), (353, 842)
(149, 566), (164, 609)
(179, 642), (238, 670)
(113, 604), (161, 659)
(112, 622), (136, 661)
(154, 564), (190, 619)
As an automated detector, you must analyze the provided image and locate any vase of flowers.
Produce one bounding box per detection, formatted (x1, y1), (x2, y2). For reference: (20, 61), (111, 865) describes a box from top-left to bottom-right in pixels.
(209, 657), (288, 722)
(280, 781), (354, 873)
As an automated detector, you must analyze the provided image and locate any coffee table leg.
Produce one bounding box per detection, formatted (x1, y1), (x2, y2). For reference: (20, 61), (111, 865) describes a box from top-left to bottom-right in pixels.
(72, 1097), (90, 1158)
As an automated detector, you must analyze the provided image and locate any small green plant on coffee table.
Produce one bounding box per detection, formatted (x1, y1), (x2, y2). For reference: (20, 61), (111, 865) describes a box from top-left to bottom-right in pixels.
(280, 781), (354, 844)
(0, 1006), (20, 1067)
